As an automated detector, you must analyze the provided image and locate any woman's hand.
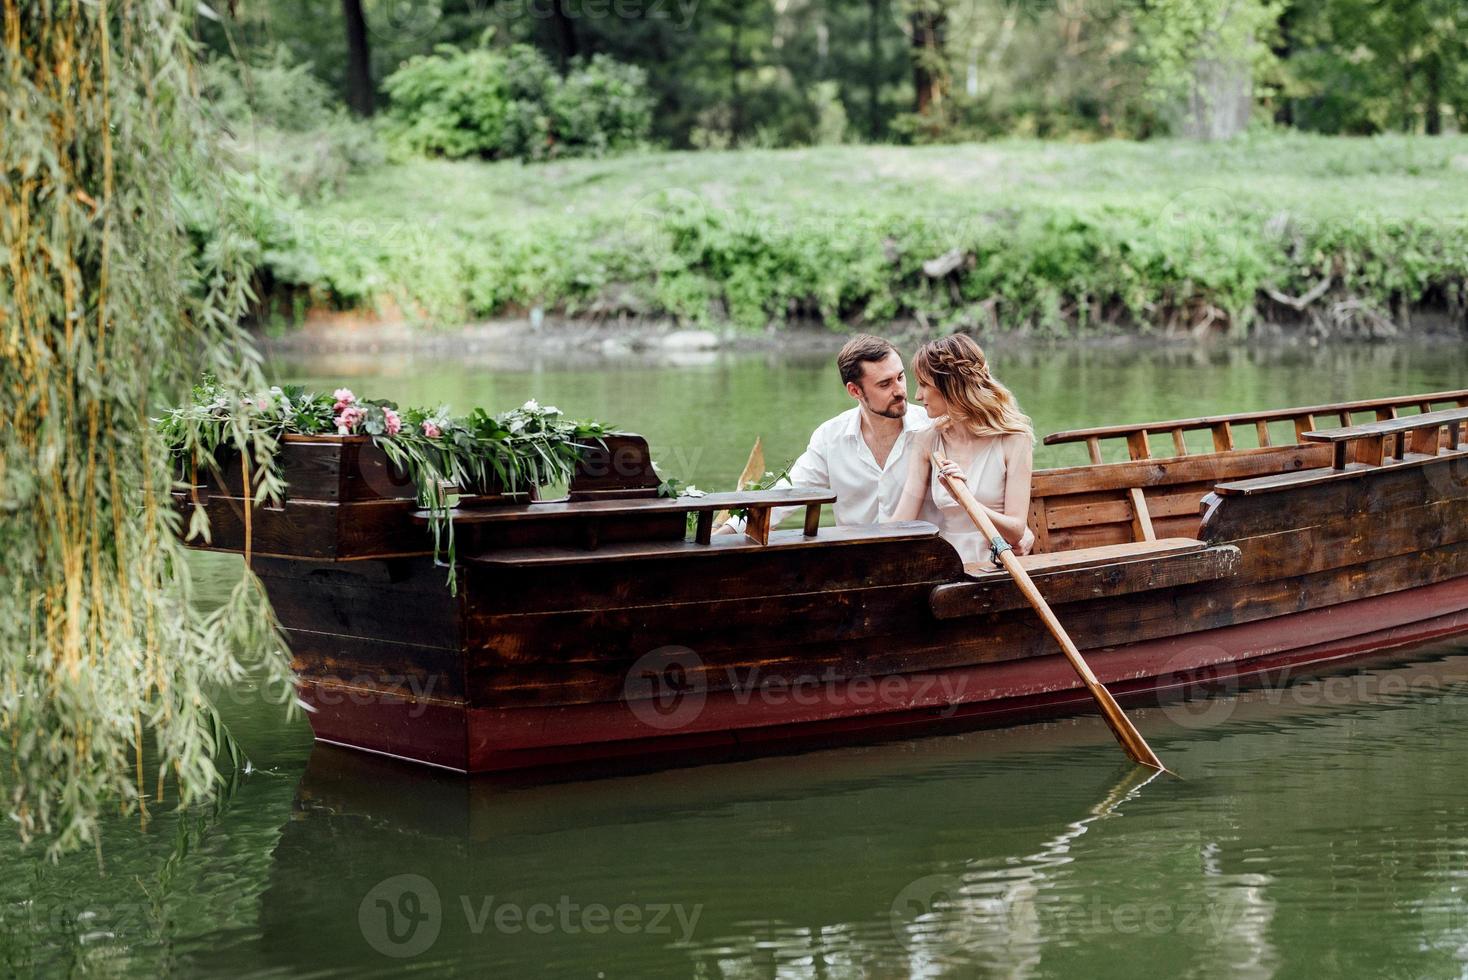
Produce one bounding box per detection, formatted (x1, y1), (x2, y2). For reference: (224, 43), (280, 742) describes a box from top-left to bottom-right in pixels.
(936, 458), (967, 484)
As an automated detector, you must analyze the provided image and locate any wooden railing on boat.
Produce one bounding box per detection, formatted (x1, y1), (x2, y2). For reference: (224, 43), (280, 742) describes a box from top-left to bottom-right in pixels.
(1302, 406), (1468, 470)
(413, 487), (836, 548)
(1025, 443), (1328, 552)
(1043, 388), (1468, 464)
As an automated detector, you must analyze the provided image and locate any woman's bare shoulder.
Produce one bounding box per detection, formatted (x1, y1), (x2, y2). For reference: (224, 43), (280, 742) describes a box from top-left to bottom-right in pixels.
(912, 425), (940, 449)
(1002, 431), (1034, 456)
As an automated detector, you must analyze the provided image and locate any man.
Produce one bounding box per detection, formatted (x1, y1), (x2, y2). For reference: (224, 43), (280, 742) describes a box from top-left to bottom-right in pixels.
(722, 334), (931, 532)
(724, 334), (1036, 553)
(789, 334), (934, 525)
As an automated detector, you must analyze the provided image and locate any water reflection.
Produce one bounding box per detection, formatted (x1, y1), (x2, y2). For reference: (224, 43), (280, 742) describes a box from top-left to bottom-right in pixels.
(228, 643), (1468, 978)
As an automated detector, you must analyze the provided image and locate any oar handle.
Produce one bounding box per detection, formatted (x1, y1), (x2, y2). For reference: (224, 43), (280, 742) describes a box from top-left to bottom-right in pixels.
(931, 452), (1166, 772)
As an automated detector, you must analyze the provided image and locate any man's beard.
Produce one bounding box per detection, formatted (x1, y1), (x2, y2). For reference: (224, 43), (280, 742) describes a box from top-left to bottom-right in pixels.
(870, 397), (907, 419)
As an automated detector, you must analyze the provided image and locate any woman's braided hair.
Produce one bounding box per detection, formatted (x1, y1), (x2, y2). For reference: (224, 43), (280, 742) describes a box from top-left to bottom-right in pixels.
(913, 334), (1033, 441)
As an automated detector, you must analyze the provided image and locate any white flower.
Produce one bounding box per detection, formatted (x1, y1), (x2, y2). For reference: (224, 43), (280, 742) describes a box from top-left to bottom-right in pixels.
(521, 399), (540, 413)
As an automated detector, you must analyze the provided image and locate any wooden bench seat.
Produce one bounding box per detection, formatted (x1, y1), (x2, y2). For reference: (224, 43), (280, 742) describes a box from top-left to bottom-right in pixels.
(467, 521), (940, 568)
(962, 537), (1205, 578)
(935, 539), (1239, 618)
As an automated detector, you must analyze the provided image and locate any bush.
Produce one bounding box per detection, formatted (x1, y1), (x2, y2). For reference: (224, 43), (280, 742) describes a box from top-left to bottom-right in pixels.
(382, 45), (510, 160)
(500, 44), (558, 161)
(550, 55), (654, 157)
(383, 42), (653, 162)
(202, 47), (382, 199)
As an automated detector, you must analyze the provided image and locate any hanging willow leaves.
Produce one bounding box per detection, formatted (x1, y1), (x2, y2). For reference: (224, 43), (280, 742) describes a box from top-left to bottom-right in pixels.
(0, 1), (294, 854)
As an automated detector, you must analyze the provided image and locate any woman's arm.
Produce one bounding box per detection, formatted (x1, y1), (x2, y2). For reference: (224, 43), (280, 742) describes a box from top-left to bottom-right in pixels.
(987, 433), (1034, 545)
(950, 433), (1032, 544)
(886, 427), (937, 522)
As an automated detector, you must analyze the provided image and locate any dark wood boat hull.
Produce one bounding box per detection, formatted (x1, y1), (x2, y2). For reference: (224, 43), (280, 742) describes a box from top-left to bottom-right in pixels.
(174, 402), (1468, 774)
(295, 575), (1468, 772)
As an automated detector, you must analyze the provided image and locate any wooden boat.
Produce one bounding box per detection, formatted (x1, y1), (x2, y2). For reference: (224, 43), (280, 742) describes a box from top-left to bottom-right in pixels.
(174, 389), (1468, 773)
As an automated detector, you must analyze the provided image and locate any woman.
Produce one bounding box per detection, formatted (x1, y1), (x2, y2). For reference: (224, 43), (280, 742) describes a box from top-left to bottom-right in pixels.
(888, 335), (1034, 568)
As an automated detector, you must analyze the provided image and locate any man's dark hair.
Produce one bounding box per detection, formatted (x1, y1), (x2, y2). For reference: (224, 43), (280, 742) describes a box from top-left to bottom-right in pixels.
(836, 334), (897, 386)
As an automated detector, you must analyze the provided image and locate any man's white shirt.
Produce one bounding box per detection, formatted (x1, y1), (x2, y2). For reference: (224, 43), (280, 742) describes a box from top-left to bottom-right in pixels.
(781, 404), (933, 525)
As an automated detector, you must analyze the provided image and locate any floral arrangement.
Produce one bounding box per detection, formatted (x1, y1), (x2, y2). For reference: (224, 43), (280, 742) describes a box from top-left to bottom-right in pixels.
(157, 374), (613, 588)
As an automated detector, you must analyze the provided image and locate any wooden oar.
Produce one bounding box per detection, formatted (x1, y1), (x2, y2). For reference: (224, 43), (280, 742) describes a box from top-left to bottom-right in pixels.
(712, 437), (766, 529)
(932, 451), (1166, 772)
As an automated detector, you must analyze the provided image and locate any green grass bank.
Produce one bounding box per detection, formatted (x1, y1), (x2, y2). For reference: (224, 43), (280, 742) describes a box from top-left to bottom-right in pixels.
(269, 134), (1468, 338)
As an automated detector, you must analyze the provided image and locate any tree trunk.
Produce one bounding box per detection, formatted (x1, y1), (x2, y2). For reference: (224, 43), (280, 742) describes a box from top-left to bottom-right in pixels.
(1425, 56), (1443, 135)
(909, 4), (947, 115)
(551, 0), (580, 70)
(868, 0), (883, 139)
(1177, 28), (1252, 141)
(1271, 4), (1295, 127)
(341, 0), (374, 116)
(730, 15), (744, 138)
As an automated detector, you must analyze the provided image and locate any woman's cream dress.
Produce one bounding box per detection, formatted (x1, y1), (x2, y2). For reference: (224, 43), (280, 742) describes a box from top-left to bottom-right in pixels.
(926, 428), (1010, 569)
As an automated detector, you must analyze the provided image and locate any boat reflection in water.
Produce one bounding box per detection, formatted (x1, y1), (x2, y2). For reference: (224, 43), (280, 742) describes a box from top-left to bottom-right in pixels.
(252, 642), (1468, 978)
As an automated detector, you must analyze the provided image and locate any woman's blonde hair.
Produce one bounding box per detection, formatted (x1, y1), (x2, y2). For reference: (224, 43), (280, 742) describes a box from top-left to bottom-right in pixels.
(913, 335), (1033, 441)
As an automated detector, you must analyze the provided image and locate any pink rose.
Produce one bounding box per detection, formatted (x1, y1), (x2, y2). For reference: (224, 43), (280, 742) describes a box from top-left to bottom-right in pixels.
(421, 420), (441, 438)
(384, 408), (402, 436)
(335, 405), (364, 434)
(333, 388), (356, 405)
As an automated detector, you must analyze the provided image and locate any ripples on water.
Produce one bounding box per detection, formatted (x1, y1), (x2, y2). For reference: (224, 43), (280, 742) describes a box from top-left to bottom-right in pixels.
(5, 344), (1468, 977)
(6, 645), (1468, 977)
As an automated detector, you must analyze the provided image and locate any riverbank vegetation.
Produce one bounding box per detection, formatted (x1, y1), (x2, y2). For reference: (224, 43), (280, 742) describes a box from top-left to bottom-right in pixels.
(186, 0), (1468, 339)
(259, 134), (1468, 337)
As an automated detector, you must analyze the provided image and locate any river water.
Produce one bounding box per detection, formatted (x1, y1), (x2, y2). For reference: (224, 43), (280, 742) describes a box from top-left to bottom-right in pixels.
(6, 341), (1468, 978)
